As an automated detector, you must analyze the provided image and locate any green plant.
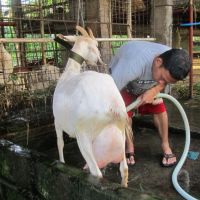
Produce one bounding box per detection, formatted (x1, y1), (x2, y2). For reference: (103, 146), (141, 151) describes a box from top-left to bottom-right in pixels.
(171, 84), (189, 99)
(193, 82), (200, 97)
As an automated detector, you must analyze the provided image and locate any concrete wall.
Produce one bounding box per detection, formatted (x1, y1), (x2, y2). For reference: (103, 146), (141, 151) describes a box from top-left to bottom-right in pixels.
(0, 139), (158, 200)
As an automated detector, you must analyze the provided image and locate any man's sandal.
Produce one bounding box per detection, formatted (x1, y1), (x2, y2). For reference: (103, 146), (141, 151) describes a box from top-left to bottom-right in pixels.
(161, 153), (177, 167)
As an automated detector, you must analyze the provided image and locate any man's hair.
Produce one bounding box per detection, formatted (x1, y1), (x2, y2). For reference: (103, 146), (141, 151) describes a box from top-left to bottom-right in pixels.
(159, 48), (191, 80)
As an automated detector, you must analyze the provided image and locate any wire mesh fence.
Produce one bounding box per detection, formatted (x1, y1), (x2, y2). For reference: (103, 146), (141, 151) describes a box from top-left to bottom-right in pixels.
(0, 39), (120, 135)
(0, 0), (153, 132)
(0, 0), (199, 136)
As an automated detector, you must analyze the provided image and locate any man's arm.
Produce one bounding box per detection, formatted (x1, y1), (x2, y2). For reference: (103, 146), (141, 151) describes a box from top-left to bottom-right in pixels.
(138, 82), (166, 106)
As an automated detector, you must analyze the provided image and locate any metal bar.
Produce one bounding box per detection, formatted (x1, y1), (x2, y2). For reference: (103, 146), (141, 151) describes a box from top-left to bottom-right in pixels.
(0, 37), (156, 43)
(180, 22), (200, 26)
(1, 16), (135, 26)
(189, 0), (194, 98)
(0, 22), (16, 26)
(127, 0), (132, 38)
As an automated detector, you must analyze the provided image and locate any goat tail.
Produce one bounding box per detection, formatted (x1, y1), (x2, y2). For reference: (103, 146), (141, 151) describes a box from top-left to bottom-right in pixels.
(125, 117), (134, 143)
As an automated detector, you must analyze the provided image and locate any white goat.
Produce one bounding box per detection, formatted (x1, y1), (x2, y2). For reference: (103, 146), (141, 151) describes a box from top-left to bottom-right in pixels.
(53, 26), (129, 187)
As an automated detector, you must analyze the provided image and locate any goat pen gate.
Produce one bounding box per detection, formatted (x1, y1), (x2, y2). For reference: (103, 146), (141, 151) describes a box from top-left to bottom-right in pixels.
(1, 0), (199, 141)
(0, 0), (154, 141)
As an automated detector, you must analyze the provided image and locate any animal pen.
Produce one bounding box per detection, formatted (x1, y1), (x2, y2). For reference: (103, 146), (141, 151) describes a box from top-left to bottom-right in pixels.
(0, 0), (199, 149)
(0, 0), (198, 135)
(0, 0), (154, 138)
(1, 0), (200, 199)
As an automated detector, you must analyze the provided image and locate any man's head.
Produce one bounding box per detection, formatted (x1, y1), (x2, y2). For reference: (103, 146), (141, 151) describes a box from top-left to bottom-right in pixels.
(152, 48), (191, 84)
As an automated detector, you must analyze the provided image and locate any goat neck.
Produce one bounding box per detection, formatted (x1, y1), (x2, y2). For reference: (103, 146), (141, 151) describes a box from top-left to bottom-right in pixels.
(64, 40), (88, 76)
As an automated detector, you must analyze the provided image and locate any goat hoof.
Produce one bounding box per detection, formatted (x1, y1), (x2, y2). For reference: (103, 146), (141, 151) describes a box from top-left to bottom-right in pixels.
(121, 180), (128, 188)
(50, 160), (60, 166)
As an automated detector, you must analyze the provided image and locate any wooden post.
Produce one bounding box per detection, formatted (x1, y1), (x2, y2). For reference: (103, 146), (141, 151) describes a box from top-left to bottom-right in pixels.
(85, 0), (112, 68)
(0, 0), (5, 38)
(98, 0), (112, 68)
(39, 0), (46, 65)
(151, 0), (173, 46)
(127, 0), (132, 38)
(108, 0), (112, 38)
(13, 0), (25, 67)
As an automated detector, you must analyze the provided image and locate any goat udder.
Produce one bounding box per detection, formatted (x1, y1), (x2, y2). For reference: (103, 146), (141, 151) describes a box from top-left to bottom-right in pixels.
(92, 125), (124, 168)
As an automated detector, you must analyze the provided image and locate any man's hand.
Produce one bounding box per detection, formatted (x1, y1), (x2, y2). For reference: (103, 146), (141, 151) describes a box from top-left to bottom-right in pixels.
(137, 82), (166, 106)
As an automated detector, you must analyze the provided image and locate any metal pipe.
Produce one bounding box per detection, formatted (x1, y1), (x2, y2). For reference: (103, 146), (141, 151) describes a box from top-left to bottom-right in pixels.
(127, 0), (132, 38)
(0, 22), (16, 26)
(0, 37), (156, 43)
(189, 0), (194, 98)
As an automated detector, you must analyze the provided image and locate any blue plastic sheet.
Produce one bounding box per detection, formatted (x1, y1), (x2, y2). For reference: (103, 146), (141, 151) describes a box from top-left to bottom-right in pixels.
(187, 151), (199, 160)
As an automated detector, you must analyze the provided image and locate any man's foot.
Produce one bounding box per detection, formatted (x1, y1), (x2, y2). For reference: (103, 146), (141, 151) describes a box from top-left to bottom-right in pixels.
(161, 153), (177, 167)
(126, 152), (135, 165)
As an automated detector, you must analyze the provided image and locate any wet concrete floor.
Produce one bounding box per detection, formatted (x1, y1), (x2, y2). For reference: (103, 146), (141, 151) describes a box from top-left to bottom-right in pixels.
(4, 98), (200, 199)
(26, 124), (200, 199)
(167, 98), (200, 134)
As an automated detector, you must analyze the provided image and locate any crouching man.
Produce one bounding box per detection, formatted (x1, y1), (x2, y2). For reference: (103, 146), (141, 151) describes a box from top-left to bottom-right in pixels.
(110, 41), (191, 167)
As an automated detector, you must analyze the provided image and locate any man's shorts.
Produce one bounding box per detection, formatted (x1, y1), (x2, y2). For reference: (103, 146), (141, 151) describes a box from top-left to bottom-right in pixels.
(121, 89), (166, 118)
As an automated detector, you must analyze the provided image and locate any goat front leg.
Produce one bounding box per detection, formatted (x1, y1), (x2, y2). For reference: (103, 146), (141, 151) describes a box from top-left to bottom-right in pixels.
(55, 121), (65, 163)
(76, 133), (102, 178)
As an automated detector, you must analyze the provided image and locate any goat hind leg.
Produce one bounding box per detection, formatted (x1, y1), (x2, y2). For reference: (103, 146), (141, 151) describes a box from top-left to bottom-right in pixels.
(55, 121), (65, 163)
(120, 131), (128, 187)
(76, 133), (102, 178)
(120, 156), (128, 187)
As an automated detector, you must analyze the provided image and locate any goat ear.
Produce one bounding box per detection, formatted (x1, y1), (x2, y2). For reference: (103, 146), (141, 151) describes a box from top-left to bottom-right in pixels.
(86, 27), (95, 39)
(62, 35), (77, 42)
(76, 25), (89, 37)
